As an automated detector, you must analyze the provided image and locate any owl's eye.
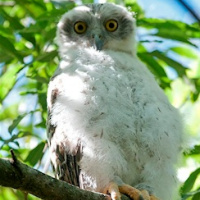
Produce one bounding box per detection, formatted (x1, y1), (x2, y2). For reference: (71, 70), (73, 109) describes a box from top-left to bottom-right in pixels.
(105, 20), (118, 32)
(74, 21), (87, 34)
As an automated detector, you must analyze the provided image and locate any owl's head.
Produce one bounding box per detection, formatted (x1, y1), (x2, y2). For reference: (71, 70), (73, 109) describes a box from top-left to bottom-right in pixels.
(57, 3), (136, 55)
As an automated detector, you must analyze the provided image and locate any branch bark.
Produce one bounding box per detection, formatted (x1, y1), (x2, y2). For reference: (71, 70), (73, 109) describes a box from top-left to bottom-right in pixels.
(0, 151), (129, 200)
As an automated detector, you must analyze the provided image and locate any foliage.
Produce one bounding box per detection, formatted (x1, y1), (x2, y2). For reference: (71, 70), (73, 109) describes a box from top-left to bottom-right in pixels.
(0, 0), (200, 199)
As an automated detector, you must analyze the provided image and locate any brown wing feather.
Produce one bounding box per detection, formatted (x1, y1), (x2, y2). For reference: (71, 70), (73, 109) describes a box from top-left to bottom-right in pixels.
(47, 87), (82, 187)
(55, 140), (82, 186)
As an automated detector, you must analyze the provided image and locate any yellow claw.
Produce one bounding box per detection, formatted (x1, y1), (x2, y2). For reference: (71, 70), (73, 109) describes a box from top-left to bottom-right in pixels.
(103, 182), (160, 200)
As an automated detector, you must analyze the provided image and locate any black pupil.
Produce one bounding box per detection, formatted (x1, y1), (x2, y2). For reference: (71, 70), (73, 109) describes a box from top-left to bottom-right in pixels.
(109, 22), (115, 29)
(78, 24), (84, 30)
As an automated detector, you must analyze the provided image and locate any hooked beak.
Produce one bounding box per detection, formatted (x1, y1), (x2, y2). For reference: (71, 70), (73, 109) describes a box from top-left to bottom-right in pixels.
(93, 35), (104, 51)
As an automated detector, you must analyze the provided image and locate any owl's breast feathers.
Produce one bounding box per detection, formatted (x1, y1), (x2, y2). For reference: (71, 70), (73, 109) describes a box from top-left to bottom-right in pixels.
(47, 49), (137, 188)
(47, 48), (183, 194)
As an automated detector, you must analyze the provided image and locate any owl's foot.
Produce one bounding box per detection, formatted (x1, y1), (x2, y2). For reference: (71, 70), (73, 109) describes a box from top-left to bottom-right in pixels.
(103, 182), (121, 200)
(103, 182), (160, 200)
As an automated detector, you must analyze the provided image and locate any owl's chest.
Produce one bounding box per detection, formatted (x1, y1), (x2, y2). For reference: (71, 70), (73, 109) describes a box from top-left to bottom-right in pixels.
(58, 51), (151, 114)
(53, 58), (179, 166)
(75, 66), (142, 113)
(61, 65), (148, 135)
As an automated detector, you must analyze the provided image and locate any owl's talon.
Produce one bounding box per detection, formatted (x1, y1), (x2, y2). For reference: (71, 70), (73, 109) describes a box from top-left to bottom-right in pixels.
(103, 182), (160, 200)
(140, 190), (160, 200)
(103, 182), (121, 200)
(149, 195), (160, 200)
(140, 189), (160, 200)
(141, 190), (150, 200)
(119, 184), (142, 200)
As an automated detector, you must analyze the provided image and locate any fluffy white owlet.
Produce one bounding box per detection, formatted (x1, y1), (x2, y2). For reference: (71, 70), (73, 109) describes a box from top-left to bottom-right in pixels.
(47, 3), (183, 200)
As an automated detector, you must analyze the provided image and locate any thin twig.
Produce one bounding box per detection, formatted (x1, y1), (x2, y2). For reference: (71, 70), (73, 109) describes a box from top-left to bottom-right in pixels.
(177, 0), (200, 24)
(10, 149), (18, 164)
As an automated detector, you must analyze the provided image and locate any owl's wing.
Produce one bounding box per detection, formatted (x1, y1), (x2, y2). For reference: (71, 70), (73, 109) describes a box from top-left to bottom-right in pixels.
(47, 85), (82, 187)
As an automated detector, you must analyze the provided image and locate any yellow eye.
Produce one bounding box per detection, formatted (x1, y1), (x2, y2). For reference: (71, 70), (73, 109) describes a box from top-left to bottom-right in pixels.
(74, 21), (87, 34)
(105, 20), (118, 32)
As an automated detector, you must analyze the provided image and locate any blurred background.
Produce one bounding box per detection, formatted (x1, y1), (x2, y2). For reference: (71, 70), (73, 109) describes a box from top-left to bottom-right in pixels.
(0, 0), (200, 199)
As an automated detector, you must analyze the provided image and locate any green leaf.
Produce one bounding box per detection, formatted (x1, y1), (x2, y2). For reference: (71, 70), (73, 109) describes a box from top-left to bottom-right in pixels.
(36, 50), (58, 62)
(138, 18), (200, 45)
(18, 23), (42, 34)
(26, 69), (48, 83)
(82, 0), (94, 4)
(0, 104), (18, 121)
(181, 189), (200, 200)
(8, 110), (39, 134)
(38, 92), (47, 111)
(14, 141), (20, 147)
(16, 0), (47, 18)
(24, 141), (46, 166)
(35, 8), (70, 22)
(0, 26), (14, 39)
(170, 46), (198, 59)
(181, 168), (200, 194)
(0, 35), (23, 61)
(192, 190), (200, 200)
(0, 8), (24, 30)
(150, 50), (187, 77)
(138, 52), (171, 88)
(0, 50), (13, 63)
(0, 64), (23, 103)
(8, 114), (27, 134)
(35, 121), (46, 129)
(124, 1), (145, 19)
(138, 52), (167, 77)
(188, 145), (200, 155)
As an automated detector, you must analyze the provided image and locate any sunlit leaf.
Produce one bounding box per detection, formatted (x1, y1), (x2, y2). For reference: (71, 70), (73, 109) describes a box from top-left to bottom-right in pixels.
(0, 64), (23, 103)
(181, 168), (200, 194)
(150, 50), (187, 77)
(38, 92), (47, 111)
(35, 121), (46, 129)
(0, 8), (24, 30)
(8, 114), (27, 134)
(0, 104), (18, 120)
(138, 52), (171, 88)
(36, 50), (58, 62)
(24, 141), (46, 166)
(185, 145), (200, 156)
(138, 52), (167, 77)
(0, 51), (13, 63)
(124, 0), (145, 19)
(16, 0), (47, 18)
(170, 46), (198, 59)
(0, 26), (14, 39)
(0, 35), (23, 61)
(35, 8), (69, 22)
(26, 63), (49, 83)
(0, 188), (21, 200)
(192, 189), (200, 200)
(138, 18), (200, 43)
(181, 189), (200, 200)
(8, 110), (39, 134)
(82, 0), (93, 4)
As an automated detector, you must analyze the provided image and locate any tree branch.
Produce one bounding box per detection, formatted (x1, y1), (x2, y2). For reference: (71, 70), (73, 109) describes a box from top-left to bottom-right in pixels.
(0, 151), (129, 200)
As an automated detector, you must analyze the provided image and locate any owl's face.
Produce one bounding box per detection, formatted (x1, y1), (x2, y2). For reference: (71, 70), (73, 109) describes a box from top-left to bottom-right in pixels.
(57, 3), (136, 55)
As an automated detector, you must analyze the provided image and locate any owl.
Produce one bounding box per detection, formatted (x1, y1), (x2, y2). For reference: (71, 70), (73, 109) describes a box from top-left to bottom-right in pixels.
(47, 3), (183, 200)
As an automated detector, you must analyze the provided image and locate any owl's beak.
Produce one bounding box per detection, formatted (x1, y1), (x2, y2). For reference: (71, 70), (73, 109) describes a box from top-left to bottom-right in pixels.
(93, 35), (104, 51)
